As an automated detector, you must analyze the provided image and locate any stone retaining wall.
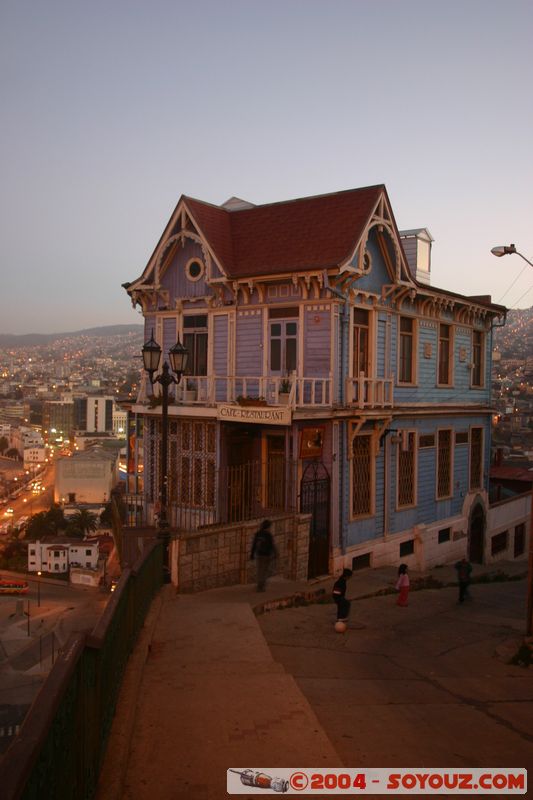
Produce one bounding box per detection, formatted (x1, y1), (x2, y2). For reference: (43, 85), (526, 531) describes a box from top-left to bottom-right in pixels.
(170, 513), (311, 592)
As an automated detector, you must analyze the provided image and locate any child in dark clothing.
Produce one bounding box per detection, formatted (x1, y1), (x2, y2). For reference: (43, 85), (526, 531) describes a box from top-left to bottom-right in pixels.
(332, 568), (353, 621)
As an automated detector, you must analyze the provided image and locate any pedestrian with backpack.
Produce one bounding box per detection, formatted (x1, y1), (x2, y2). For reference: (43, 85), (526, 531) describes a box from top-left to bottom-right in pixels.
(251, 519), (277, 592)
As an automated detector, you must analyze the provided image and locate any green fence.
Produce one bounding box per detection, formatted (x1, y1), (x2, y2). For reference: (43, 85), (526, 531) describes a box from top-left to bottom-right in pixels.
(0, 541), (163, 800)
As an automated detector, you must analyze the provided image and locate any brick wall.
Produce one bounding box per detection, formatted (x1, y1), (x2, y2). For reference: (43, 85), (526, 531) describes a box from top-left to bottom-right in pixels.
(171, 513), (311, 593)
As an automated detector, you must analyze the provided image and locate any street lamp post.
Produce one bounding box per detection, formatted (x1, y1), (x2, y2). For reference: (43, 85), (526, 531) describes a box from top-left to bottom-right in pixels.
(37, 570), (41, 608)
(491, 243), (533, 635)
(142, 332), (188, 582)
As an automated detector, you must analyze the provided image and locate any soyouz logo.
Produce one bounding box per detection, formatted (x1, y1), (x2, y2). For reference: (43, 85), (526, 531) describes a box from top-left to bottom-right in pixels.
(227, 768), (527, 794)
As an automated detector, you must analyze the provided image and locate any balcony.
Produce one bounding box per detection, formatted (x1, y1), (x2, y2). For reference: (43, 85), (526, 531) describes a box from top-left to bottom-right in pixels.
(345, 374), (394, 409)
(136, 372), (393, 411)
(137, 373), (333, 409)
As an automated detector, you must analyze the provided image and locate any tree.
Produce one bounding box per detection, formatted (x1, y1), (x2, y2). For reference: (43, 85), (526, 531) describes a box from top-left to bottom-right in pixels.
(0, 436), (8, 455)
(26, 511), (54, 539)
(0, 540), (27, 571)
(69, 509), (98, 538)
(25, 505), (66, 539)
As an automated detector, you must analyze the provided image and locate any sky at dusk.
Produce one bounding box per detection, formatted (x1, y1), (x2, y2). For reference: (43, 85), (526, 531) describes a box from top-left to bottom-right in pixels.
(1, 0), (532, 334)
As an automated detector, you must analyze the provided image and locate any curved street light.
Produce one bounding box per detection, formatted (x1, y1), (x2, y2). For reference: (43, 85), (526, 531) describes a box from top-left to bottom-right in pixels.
(491, 242), (533, 635)
(491, 243), (533, 268)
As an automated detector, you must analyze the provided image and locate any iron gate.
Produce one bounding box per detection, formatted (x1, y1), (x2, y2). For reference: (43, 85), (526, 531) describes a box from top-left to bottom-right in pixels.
(300, 461), (330, 578)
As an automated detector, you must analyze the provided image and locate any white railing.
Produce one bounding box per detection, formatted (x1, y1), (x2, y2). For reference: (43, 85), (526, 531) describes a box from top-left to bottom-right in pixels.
(136, 375), (333, 408)
(346, 373), (394, 409)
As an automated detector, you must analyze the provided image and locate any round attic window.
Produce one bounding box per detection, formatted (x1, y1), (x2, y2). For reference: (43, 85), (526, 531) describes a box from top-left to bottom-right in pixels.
(186, 258), (204, 282)
(363, 250), (372, 272)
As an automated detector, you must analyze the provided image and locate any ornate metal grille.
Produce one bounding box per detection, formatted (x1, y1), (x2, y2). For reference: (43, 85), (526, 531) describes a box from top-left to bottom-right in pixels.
(469, 427), (483, 490)
(398, 432), (415, 507)
(167, 420), (217, 508)
(352, 434), (372, 516)
(437, 429), (452, 498)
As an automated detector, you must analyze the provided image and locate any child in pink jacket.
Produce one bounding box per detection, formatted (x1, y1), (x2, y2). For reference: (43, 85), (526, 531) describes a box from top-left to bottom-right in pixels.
(396, 563), (410, 606)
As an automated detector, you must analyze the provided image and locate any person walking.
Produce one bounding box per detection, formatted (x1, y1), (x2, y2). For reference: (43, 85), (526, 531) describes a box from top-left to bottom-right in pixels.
(332, 568), (353, 621)
(455, 557), (473, 603)
(250, 519), (277, 592)
(396, 563), (410, 607)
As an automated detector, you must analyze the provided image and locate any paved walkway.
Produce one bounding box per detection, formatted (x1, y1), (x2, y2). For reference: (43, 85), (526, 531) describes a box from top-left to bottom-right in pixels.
(96, 560), (528, 800)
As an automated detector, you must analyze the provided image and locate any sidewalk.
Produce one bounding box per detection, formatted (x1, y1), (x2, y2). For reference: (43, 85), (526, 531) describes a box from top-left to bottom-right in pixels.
(96, 559), (528, 800)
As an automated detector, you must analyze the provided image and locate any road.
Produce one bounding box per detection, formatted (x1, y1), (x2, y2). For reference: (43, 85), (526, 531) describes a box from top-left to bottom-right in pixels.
(259, 580), (533, 790)
(1, 462), (55, 531)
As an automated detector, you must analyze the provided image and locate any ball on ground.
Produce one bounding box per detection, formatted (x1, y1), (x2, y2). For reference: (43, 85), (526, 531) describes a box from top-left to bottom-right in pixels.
(334, 620), (347, 633)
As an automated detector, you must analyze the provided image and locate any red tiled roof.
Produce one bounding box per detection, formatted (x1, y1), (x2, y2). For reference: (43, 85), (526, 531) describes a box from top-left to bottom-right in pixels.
(185, 185), (384, 278)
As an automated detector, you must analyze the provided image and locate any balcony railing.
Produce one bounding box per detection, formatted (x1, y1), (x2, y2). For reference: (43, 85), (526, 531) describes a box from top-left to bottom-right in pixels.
(345, 374), (394, 409)
(137, 374), (333, 408)
(137, 373), (393, 410)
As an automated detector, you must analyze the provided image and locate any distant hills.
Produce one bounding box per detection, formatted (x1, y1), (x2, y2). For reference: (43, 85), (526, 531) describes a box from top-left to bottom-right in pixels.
(0, 324), (144, 347)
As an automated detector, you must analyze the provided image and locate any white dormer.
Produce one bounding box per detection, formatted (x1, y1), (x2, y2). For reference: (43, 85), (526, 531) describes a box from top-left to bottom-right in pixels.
(399, 228), (433, 285)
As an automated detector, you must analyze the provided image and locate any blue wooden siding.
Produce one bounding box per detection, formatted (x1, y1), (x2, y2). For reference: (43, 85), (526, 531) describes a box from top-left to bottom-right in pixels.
(303, 309), (331, 376)
(163, 317), (177, 362)
(393, 319), (492, 405)
(377, 314), (387, 378)
(342, 414), (491, 548)
(160, 240), (211, 304)
(213, 315), (229, 401)
(349, 231), (394, 290)
(235, 312), (262, 377)
(144, 314), (155, 341)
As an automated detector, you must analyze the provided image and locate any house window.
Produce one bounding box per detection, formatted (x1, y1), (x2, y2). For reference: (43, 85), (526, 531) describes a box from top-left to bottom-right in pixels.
(269, 319), (298, 374)
(400, 539), (414, 557)
(471, 330), (484, 387)
(54, 551), (60, 558)
(185, 258), (204, 282)
(469, 427), (483, 491)
(398, 317), (415, 383)
(455, 431), (469, 445)
(397, 432), (416, 507)
(491, 531), (508, 555)
(419, 434), (435, 448)
(514, 523), (525, 557)
(351, 434), (373, 517)
(68, 493), (76, 503)
(438, 324), (452, 385)
(183, 315), (208, 376)
(85, 549), (92, 556)
(54, 564), (59, 571)
(438, 527), (451, 544)
(353, 309), (370, 376)
(437, 429), (452, 498)
(29, 548), (35, 556)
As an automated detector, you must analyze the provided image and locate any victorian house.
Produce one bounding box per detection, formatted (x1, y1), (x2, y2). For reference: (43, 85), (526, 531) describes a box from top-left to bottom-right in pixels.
(123, 185), (505, 577)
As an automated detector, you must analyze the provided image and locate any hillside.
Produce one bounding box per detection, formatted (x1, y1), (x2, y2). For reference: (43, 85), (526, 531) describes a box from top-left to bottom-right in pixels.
(0, 325), (143, 347)
(493, 306), (533, 360)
